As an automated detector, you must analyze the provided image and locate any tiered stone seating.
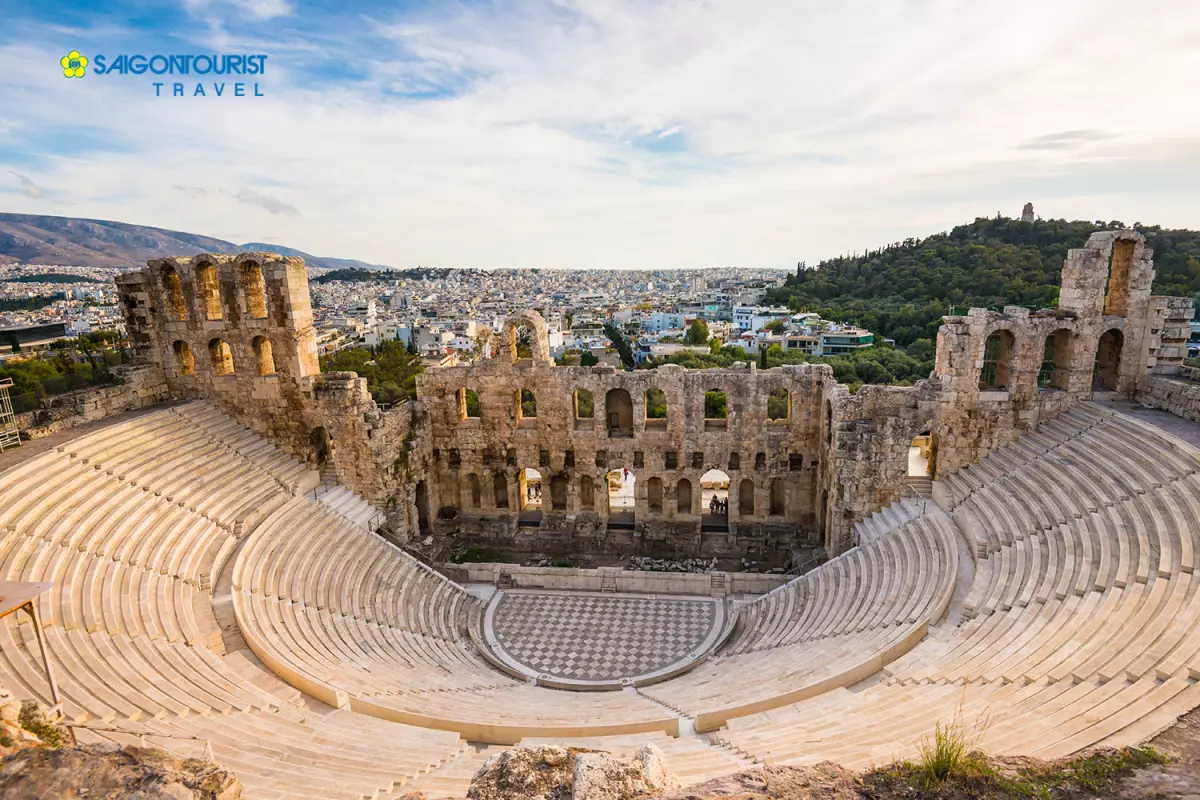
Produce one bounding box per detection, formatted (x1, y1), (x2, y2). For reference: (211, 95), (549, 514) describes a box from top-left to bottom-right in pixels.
(713, 403), (1200, 767)
(0, 403), (467, 799)
(317, 484), (383, 530)
(232, 496), (682, 743)
(638, 507), (959, 731)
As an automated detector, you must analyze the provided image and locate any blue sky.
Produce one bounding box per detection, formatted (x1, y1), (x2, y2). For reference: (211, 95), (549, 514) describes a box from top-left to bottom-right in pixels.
(2, 0), (1200, 269)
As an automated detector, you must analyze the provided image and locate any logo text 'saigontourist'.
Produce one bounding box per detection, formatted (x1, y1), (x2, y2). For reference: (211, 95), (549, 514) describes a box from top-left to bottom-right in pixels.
(58, 49), (268, 97)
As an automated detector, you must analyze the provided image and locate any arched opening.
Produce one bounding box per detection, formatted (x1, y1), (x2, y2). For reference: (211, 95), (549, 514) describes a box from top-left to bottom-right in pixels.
(676, 477), (694, 514)
(606, 388), (633, 437)
(415, 481), (430, 533)
(550, 474), (568, 511)
(580, 475), (595, 510)
(700, 469), (729, 530)
(458, 388), (481, 421)
(518, 467), (542, 511)
(1105, 238), (1135, 317)
(310, 426), (331, 467)
(468, 474), (482, 508)
(1038, 328), (1073, 390)
(241, 262), (268, 319)
(172, 340), (194, 376)
(728, 452), (740, 471)
(704, 389), (727, 430)
(645, 388), (667, 430)
(767, 387), (789, 421)
(606, 467), (636, 528)
(208, 338), (234, 376)
(493, 473), (509, 509)
(196, 262), (222, 321)
(516, 388), (536, 427)
(769, 478), (786, 516)
(908, 431), (936, 478)
(1094, 328), (1124, 392)
(979, 330), (1015, 390)
(252, 336), (275, 376)
(509, 324), (534, 362)
(162, 266), (187, 320)
(574, 388), (594, 418)
(738, 478), (755, 516)
(647, 477), (664, 513)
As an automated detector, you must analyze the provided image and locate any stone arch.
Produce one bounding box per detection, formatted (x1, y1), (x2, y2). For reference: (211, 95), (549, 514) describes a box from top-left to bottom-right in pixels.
(516, 389), (537, 426)
(676, 478), (693, 514)
(645, 388), (667, 428)
(467, 473), (482, 508)
(574, 388), (595, 420)
(240, 260), (268, 319)
(415, 481), (431, 533)
(172, 340), (194, 376)
(1094, 328), (1124, 391)
(979, 329), (1016, 390)
(767, 387), (790, 421)
(458, 388), (481, 420)
(195, 260), (223, 321)
(580, 475), (595, 509)
(1039, 328), (1073, 390)
(647, 477), (663, 513)
(605, 388), (633, 437)
(161, 265), (187, 320)
(1104, 237), (1136, 317)
(309, 426), (331, 467)
(208, 338), (234, 376)
(769, 478), (786, 516)
(704, 388), (727, 431)
(498, 310), (551, 364)
(493, 473), (509, 509)
(550, 474), (568, 511)
(739, 478), (755, 516)
(252, 336), (275, 376)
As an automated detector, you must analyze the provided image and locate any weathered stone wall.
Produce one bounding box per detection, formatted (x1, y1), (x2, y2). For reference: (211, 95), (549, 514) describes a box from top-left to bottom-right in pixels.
(1137, 368), (1200, 423)
(441, 562), (788, 595)
(113, 230), (1194, 559)
(14, 364), (169, 440)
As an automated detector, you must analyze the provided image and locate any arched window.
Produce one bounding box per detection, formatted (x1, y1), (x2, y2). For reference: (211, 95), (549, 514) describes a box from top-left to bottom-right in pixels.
(172, 340), (194, 376)
(647, 477), (663, 512)
(517, 389), (536, 426)
(550, 475), (568, 511)
(979, 330), (1015, 390)
(739, 478), (754, 516)
(493, 473), (509, 509)
(252, 335), (275, 376)
(415, 481), (430, 533)
(1039, 329), (1072, 390)
(468, 474), (481, 508)
(769, 478), (785, 516)
(162, 266), (187, 320)
(1105, 239), (1135, 316)
(208, 338), (234, 376)
(510, 324), (534, 361)
(196, 262), (222, 320)
(458, 388), (480, 420)
(574, 388), (594, 419)
(310, 427), (331, 466)
(767, 388), (790, 420)
(580, 476), (595, 509)
(606, 388), (633, 437)
(645, 388), (667, 429)
(1094, 329), (1124, 391)
(676, 478), (693, 514)
(704, 389), (727, 430)
(241, 261), (268, 319)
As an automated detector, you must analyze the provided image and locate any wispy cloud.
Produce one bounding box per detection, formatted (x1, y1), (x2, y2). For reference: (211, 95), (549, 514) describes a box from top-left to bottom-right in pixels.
(1019, 130), (1118, 150)
(235, 188), (299, 216)
(9, 171), (45, 199)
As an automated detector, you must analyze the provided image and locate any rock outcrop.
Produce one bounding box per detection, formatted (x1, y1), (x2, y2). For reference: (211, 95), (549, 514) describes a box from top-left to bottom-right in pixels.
(466, 744), (679, 800)
(0, 743), (243, 799)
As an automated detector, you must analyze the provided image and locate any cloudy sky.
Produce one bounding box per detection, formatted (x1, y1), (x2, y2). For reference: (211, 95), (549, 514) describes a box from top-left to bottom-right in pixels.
(2, 0), (1199, 269)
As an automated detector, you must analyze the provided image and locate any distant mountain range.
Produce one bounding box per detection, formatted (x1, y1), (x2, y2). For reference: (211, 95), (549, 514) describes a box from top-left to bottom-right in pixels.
(0, 213), (391, 271)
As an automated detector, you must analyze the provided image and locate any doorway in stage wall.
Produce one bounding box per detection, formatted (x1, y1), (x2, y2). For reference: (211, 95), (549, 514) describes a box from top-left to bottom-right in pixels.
(606, 467), (636, 530)
(700, 468), (730, 532)
(518, 467), (543, 528)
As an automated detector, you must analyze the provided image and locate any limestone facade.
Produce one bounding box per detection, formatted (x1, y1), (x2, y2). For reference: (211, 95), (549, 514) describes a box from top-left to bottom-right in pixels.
(115, 230), (1194, 557)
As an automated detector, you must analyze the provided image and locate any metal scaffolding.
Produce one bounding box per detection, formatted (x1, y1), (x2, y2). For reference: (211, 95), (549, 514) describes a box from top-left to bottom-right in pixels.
(0, 378), (19, 452)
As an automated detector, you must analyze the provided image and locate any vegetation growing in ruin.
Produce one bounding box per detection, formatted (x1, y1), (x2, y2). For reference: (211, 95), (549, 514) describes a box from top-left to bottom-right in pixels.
(768, 216), (1200, 348)
(319, 338), (424, 405)
(862, 745), (1168, 799)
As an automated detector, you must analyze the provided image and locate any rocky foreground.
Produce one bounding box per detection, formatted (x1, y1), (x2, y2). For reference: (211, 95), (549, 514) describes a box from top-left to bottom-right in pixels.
(2, 739), (1198, 799)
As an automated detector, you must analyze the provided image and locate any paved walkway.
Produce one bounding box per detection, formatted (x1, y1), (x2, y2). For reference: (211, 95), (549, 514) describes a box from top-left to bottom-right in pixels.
(1089, 396), (1200, 449)
(489, 591), (718, 683)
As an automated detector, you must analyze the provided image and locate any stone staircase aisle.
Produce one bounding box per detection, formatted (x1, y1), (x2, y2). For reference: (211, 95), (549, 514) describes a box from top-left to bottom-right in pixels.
(314, 481), (383, 531)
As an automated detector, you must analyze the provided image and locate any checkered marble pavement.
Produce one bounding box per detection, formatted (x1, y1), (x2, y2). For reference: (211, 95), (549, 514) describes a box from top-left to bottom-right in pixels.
(491, 592), (717, 682)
